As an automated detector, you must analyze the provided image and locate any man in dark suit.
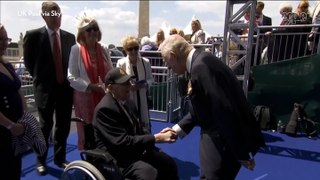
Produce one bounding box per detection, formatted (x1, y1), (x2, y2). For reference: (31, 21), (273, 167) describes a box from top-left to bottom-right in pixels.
(159, 35), (265, 180)
(256, 1), (272, 33)
(93, 68), (179, 180)
(249, 1), (272, 65)
(23, 1), (75, 175)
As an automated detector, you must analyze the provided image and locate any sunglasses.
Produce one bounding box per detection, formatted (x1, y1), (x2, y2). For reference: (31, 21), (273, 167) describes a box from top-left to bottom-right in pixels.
(86, 26), (99, 32)
(127, 46), (139, 52)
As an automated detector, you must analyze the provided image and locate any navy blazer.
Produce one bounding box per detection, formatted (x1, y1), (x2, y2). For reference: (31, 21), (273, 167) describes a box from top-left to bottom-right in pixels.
(178, 50), (265, 160)
(23, 26), (75, 108)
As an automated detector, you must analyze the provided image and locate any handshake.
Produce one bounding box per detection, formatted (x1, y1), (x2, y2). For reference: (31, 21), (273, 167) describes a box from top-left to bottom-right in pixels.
(154, 127), (178, 143)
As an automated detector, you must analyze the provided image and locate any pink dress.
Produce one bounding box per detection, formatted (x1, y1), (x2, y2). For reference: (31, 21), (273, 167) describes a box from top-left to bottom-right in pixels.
(74, 44), (111, 150)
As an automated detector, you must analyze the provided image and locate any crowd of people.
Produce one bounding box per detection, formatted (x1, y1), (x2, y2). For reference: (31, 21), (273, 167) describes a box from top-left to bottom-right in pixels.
(134, 17), (211, 55)
(236, 0), (320, 65)
(1, 0), (320, 180)
(1, 1), (178, 179)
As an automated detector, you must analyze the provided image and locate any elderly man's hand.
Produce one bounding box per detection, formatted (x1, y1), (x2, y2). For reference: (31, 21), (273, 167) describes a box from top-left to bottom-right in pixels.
(89, 83), (106, 94)
(239, 159), (256, 171)
(154, 128), (177, 143)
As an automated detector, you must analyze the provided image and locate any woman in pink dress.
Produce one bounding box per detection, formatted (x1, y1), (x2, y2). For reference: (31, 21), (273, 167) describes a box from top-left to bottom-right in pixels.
(68, 14), (113, 150)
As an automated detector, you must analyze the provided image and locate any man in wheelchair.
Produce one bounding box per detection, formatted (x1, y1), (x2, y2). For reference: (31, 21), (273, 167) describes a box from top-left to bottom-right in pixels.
(92, 67), (179, 180)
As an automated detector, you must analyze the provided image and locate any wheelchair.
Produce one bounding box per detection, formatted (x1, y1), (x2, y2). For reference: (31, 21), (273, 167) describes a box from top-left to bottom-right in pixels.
(60, 117), (124, 180)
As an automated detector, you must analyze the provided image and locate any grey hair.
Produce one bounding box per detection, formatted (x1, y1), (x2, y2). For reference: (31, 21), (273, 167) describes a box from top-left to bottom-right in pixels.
(279, 2), (293, 12)
(158, 34), (192, 60)
(140, 36), (151, 46)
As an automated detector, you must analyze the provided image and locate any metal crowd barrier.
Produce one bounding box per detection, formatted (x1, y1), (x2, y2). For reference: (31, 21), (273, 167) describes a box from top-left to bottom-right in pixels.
(9, 61), (35, 105)
(252, 24), (320, 65)
(14, 26), (319, 122)
(139, 51), (178, 122)
(10, 53), (179, 122)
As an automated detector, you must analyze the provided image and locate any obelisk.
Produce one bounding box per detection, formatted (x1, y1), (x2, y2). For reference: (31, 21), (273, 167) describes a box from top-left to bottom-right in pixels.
(138, 0), (149, 39)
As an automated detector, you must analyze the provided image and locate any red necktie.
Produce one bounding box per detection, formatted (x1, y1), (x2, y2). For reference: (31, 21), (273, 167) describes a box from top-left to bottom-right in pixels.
(52, 32), (64, 83)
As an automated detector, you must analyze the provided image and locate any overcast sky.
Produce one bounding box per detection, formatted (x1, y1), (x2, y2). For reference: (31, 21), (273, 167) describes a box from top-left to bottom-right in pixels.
(0, 1), (316, 46)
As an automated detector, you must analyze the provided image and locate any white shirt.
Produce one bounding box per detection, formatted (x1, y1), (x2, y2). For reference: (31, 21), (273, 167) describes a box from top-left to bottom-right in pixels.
(186, 48), (196, 73)
(172, 48), (196, 139)
(45, 26), (61, 52)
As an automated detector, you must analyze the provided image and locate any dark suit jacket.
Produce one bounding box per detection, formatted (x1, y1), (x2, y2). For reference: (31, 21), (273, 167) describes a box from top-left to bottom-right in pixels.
(178, 50), (265, 160)
(93, 92), (156, 167)
(23, 26), (75, 108)
(262, 15), (272, 25)
(260, 15), (272, 33)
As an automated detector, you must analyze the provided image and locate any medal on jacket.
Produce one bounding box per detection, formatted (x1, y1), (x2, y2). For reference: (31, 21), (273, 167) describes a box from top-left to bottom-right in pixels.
(187, 80), (192, 95)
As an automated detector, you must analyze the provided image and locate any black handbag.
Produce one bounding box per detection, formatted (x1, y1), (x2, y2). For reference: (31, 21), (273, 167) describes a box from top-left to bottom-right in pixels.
(285, 103), (318, 137)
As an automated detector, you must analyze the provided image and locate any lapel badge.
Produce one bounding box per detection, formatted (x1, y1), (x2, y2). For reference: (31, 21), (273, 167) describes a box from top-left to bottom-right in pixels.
(187, 80), (192, 95)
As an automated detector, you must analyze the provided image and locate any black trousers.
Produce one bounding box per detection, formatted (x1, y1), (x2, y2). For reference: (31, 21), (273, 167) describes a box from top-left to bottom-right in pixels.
(0, 128), (22, 180)
(36, 83), (73, 165)
(200, 133), (241, 180)
(122, 149), (179, 180)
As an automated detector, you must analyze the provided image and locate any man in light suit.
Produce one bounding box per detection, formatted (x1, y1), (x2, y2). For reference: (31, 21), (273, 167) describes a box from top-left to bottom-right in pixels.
(159, 35), (265, 180)
(23, 1), (75, 175)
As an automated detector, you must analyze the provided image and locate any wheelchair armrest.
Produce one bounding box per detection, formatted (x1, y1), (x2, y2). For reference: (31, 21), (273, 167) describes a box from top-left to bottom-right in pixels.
(80, 149), (117, 164)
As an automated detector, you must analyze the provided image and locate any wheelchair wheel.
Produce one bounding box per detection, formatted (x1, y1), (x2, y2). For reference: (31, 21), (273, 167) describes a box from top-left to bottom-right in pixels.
(60, 160), (105, 180)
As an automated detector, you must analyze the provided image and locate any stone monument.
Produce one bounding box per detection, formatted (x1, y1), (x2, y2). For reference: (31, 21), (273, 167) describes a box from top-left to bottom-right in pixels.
(138, 0), (149, 39)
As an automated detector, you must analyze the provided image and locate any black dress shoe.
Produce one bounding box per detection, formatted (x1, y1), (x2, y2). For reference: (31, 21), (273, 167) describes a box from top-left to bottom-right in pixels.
(36, 164), (47, 176)
(54, 161), (70, 169)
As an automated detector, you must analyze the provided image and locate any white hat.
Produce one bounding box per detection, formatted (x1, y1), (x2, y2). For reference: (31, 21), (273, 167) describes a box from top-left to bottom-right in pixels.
(76, 12), (97, 30)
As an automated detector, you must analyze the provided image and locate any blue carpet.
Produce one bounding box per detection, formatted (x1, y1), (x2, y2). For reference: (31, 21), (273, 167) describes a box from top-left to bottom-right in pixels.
(21, 121), (320, 180)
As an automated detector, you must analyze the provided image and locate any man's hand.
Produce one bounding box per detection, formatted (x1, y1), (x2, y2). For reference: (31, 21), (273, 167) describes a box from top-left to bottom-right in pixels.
(265, 31), (272, 36)
(239, 159), (256, 171)
(160, 127), (174, 133)
(154, 127), (177, 143)
(89, 83), (106, 94)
